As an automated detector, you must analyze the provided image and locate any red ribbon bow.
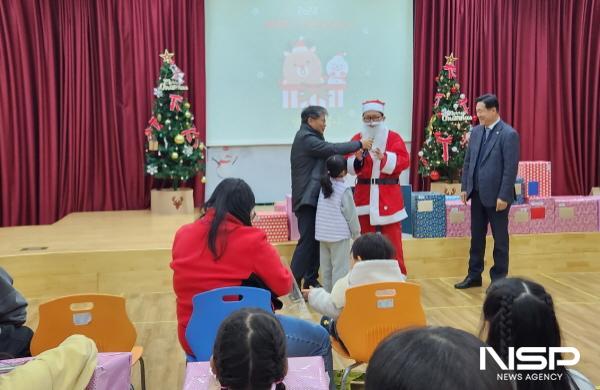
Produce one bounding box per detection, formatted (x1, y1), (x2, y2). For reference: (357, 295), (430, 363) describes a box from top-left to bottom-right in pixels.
(169, 94), (184, 111)
(458, 97), (469, 112)
(148, 116), (162, 131)
(434, 131), (453, 162)
(181, 127), (199, 142)
(144, 127), (153, 140)
(434, 93), (445, 107)
(442, 64), (457, 78)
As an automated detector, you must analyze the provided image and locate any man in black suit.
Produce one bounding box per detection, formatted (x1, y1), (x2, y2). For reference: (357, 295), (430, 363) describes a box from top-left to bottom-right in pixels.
(455, 94), (520, 289)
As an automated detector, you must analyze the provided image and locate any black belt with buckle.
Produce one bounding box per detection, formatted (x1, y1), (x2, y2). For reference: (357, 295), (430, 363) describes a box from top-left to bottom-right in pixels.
(356, 178), (400, 185)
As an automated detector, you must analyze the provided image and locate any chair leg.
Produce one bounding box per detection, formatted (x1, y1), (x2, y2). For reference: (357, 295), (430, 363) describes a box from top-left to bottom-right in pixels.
(340, 361), (362, 389)
(139, 356), (146, 390)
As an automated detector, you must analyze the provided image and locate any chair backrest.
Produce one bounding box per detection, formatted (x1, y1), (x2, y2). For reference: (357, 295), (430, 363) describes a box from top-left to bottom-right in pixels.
(185, 286), (272, 362)
(30, 294), (137, 355)
(336, 282), (426, 362)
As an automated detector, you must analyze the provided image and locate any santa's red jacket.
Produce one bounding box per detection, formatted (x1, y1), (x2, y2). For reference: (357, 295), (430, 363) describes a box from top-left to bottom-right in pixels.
(347, 128), (410, 226)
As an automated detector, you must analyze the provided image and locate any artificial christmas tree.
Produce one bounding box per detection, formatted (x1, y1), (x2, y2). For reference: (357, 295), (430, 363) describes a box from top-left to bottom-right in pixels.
(144, 49), (205, 214)
(418, 53), (473, 184)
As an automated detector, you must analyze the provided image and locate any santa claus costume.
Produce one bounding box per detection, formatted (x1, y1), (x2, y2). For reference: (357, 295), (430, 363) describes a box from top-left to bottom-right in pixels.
(347, 100), (410, 274)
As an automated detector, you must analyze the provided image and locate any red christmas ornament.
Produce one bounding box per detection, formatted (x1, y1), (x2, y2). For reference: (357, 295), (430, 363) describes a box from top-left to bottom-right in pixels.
(430, 170), (441, 181)
(450, 87), (457, 93)
(435, 76), (439, 82)
(436, 112), (442, 119)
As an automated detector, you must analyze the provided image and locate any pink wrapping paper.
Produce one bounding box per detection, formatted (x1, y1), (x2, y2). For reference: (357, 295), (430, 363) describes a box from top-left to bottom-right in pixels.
(184, 356), (329, 390)
(285, 194), (301, 241)
(517, 161), (552, 198)
(445, 200), (471, 237)
(588, 195), (600, 231)
(528, 198), (555, 233)
(0, 352), (131, 390)
(274, 201), (287, 212)
(508, 204), (531, 234)
(254, 211), (290, 243)
(552, 197), (599, 232)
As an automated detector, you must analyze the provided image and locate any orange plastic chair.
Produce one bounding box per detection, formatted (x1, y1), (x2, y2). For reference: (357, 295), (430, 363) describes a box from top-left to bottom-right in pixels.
(30, 294), (145, 390)
(332, 282), (427, 388)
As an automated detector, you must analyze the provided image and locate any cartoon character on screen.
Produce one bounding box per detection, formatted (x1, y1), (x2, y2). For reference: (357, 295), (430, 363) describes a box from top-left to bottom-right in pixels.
(326, 53), (348, 85)
(282, 38), (324, 86)
(211, 147), (239, 179)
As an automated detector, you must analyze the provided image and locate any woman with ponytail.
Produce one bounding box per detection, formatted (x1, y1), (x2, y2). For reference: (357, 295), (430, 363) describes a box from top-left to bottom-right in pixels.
(314, 155), (360, 292)
(211, 309), (287, 390)
(482, 277), (593, 390)
(171, 178), (334, 389)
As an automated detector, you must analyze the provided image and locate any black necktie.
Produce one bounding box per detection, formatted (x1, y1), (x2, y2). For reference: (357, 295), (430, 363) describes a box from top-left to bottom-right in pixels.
(483, 127), (491, 144)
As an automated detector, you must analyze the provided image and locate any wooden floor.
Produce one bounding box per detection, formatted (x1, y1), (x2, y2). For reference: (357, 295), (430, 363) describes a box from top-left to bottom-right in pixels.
(1, 210), (599, 389)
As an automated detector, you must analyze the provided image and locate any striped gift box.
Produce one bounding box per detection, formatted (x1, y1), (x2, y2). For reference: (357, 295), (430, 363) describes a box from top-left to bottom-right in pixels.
(517, 161), (551, 198)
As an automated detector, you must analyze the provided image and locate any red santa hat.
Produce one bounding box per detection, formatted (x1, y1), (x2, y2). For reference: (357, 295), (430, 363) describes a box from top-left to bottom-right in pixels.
(292, 38), (308, 53)
(362, 99), (385, 114)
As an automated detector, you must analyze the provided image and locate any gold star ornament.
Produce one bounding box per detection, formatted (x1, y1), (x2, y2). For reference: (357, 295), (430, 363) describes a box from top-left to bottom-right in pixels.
(445, 52), (458, 65)
(159, 49), (175, 63)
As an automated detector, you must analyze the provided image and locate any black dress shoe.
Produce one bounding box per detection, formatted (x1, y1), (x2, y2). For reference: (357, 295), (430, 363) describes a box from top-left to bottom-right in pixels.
(454, 276), (483, 289)
(303, 280), (322, 289)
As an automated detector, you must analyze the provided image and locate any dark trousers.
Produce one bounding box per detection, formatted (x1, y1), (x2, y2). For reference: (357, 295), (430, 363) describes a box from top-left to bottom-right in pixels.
(290, 205), (319, 286)
(0, 324), (33, 359)
(468, 191), (510, 281)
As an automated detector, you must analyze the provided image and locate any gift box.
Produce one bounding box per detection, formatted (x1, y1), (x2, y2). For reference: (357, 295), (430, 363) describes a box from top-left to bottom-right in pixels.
(401, 185), (413, 235)
(184, 356), (329, 390)
(445, 200), (470, 237)
(589, 195), (600, 231)
(553, 197), (599, 232)
(430, 182), (462, 196)
(508, 204), (531, 234)
(528, 198), (555, 233)
(411, 192), (446, 238)
(445, 195), (461, 201)
(517, 161), (551, 198)
(274, 201), (287, 212)
(0, 352), (132, 390)
(254, 211), (289, 243)
(285, 194), (300, 241)
(514, 177), (526, 204)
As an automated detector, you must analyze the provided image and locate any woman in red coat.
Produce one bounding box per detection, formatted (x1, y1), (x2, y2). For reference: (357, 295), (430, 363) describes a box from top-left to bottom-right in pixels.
(171, 178), (333, 388)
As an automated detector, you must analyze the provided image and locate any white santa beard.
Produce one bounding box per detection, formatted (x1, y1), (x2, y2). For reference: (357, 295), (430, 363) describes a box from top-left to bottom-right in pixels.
(362, 122), (388, 152)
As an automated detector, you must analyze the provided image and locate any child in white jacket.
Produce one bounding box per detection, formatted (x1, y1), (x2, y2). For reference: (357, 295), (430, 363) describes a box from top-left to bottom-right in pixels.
(304, 233), (406, 320)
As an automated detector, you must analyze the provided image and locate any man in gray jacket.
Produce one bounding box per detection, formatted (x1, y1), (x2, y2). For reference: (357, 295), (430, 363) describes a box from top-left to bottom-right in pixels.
(455, 94), (520, 289)
(0, 267), (33, 358)
(290, 106), (372, 288)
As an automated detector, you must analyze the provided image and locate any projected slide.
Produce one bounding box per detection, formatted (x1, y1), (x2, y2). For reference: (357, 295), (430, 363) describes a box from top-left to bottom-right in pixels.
(205, 1), (413, 145)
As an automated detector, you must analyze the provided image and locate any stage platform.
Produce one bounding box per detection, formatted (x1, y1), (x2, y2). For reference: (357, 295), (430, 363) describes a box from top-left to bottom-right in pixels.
(1, 210), (599, 389)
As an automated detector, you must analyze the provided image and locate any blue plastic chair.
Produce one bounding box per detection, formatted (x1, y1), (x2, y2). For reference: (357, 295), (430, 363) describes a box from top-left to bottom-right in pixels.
(185, 286), (272, 362)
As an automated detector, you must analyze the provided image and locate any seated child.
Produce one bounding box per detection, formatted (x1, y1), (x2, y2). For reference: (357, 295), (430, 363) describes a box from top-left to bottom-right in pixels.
(0, 334), (97, 390)
(303, 233), (406, 342)
(211, 308), (287, 390)
(365, 327), (513, 390)
(0, 267), (33, 359)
